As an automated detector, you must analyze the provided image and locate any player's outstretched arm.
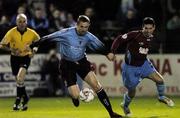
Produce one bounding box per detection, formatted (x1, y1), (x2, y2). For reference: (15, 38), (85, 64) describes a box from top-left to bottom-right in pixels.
(30, 31), (62, 49)
(0, 43), (11, 52)
(0, 44), (21, 55)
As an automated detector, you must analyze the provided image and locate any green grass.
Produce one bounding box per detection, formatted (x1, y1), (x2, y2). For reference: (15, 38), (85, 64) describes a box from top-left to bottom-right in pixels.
(0, 97), (179, 118)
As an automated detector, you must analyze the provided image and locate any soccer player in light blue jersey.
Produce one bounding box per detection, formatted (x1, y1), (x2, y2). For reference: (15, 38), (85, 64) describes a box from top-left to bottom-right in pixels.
(31, 15), (122, 118)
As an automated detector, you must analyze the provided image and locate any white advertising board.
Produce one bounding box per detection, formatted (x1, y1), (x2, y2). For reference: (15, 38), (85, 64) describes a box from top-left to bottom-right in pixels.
(86, 54), (180, 96)
(0, 54), (180, 97)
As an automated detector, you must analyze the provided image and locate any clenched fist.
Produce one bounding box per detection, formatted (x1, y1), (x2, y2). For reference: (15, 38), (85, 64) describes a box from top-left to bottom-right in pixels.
(106, 53), (116, 61)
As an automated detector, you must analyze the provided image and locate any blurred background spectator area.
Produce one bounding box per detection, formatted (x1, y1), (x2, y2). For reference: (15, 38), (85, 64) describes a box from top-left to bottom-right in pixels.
(0, 0), (180, 53)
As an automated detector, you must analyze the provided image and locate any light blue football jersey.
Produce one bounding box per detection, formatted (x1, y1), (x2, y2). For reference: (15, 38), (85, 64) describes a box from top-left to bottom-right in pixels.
(40, 27), (105, 61)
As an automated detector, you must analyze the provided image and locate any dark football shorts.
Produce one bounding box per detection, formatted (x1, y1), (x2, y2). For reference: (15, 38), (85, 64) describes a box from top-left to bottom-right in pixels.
(10, 55), (31, 76)
(60, 57), (93, 87)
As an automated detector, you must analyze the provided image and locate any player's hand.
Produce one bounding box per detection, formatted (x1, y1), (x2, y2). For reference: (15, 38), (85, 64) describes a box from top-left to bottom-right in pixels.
(0, 44), (11, 51)
(106, 53), (116, 61)
(32, 47), (38, 53)
(0, 44), (5, 50)
(11, 48), (21, 56)
(29, 47), (38, 58)
(28, 52), (33, 58)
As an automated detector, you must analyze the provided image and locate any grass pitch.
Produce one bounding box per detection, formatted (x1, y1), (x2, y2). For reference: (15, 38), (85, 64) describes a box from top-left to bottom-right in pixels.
(0, 97), (179, 118)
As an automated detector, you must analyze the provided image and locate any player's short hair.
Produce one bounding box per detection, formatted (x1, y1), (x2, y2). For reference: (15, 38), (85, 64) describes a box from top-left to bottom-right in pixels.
(143, 17), (155, 26)
(77, 15), (90, 24)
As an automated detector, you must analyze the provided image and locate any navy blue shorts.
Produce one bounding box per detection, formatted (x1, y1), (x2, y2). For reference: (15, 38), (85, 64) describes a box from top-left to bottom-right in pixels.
(10, 55), (31, 76)
(60, 57), (93, 87)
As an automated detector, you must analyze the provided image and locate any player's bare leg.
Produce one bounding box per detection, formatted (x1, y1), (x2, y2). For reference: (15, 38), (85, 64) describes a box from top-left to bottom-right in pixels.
(148, 71), (174, 107)
(121, 89), (135, 117)
(85, 71), (122, 118)
(68, 84), (80, 107)
(14, 67), (29, 111)
(17, 67), (29, 111)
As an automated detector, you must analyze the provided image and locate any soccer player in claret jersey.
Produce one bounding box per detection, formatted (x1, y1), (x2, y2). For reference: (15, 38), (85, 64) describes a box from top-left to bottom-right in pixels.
(107, 17), (175, 117)
(0, 14), (40, 111)
(31, 15), (122, 118)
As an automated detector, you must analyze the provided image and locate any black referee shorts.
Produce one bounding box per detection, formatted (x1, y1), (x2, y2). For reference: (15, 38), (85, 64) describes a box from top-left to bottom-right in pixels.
(10, 55), (31, 76)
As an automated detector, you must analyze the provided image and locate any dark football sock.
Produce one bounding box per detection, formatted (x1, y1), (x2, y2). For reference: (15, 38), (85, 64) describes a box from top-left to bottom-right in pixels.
(123, 93), (132, 108)
(96, 88), (113, 115)
(15, 86), (22, 104)
(156, 83), (165, 98)
(21, 86), (29, 102)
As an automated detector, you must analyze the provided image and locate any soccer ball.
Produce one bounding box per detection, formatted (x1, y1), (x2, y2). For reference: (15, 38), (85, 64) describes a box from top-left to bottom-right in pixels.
(79, 88), (95, 102)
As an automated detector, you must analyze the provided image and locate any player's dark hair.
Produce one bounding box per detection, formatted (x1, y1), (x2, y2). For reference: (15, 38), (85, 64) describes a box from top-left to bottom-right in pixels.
(143, 17), (155, 26)
(77, 15), (90, 24)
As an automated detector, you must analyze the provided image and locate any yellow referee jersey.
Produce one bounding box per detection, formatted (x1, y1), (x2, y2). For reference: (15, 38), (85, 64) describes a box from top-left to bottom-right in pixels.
(1, 27), (40, 56)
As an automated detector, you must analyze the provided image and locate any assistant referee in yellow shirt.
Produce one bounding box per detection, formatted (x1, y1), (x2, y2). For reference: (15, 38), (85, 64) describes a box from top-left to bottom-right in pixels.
(0, 13), (40, 111)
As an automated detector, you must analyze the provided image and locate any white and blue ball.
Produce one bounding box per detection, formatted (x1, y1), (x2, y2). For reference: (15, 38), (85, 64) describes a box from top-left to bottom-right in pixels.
(79, 88), (94, 102)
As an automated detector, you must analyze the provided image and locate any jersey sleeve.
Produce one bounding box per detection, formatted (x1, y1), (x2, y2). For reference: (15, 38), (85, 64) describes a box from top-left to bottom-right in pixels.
(111, 31), (137, 54)
(0, 30), (12, 45)
(30, 30), (65, 48)
(41, 28), (69, 42)
(87, 33), (108, 55)
(32, 30), (40, 42)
